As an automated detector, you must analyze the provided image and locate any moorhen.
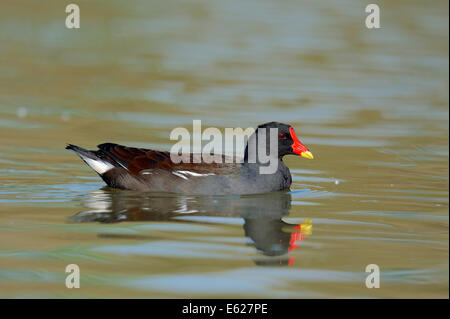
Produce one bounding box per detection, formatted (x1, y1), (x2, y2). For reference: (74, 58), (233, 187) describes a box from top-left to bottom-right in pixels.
(66, 122), (314, 195)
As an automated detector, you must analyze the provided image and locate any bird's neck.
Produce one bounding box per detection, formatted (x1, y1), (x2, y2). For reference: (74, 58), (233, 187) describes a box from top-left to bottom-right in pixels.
(243, 144), (283, 164)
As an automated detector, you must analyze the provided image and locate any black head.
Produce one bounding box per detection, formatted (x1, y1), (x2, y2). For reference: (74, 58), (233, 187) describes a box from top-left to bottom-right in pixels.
(245, 122), (314, 160)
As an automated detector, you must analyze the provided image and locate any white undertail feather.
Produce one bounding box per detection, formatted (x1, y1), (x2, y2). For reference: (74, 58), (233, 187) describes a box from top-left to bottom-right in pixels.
(81, 156), (114, 174)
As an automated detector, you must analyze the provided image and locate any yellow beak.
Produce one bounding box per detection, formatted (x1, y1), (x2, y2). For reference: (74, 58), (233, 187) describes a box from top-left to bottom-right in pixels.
(300, 151), (314, 160)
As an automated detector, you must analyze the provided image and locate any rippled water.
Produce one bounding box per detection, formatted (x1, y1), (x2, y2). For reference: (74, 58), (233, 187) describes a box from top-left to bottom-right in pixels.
(0, 0), (448, 298)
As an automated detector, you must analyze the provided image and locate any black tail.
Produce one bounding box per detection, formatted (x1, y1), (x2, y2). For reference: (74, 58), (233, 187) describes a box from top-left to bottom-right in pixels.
(66, 144), (115, 175)
(66, 144), (98, 160)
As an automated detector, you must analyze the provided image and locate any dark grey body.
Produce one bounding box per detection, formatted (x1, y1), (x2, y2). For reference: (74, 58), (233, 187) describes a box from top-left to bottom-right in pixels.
(100, 160), (292, 195)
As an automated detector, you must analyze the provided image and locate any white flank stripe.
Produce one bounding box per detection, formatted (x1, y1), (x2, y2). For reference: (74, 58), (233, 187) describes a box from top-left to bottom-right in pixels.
(176, 170), (216, 177)
(172, 172), (188, 180)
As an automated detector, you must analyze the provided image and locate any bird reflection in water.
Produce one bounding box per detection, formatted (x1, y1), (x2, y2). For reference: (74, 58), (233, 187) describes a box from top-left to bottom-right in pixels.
(70, 189), (312, 266)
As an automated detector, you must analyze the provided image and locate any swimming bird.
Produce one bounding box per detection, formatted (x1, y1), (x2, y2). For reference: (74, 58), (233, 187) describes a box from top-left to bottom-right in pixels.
(66, 122), (314, 195)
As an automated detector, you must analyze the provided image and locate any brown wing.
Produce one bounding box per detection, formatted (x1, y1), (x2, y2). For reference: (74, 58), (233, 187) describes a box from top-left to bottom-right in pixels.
(97, 143), (237, 176)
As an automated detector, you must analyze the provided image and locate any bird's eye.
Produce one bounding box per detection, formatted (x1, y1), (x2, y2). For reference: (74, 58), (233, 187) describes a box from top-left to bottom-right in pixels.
(279, 133), (287, 140)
